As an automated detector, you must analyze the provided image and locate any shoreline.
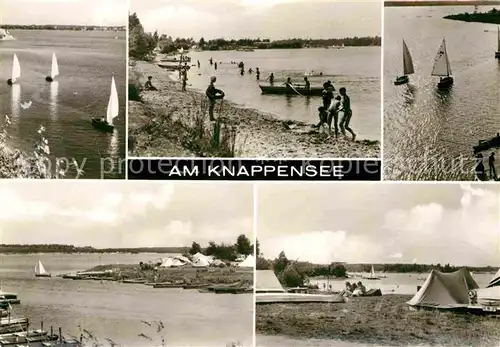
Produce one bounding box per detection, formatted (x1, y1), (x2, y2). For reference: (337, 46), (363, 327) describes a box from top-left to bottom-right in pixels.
(128, 60), (380, 158)
(444, 12), (500, 25)
(256, 295), (500, 346)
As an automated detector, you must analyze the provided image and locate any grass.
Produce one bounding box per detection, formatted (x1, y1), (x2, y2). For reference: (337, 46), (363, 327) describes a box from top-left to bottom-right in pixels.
(0, 115), (80, 178)
(256, 294), (500, 346)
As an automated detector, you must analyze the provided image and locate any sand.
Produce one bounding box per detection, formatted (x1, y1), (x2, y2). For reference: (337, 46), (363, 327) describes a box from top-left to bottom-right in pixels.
(256, 294), (500, 346)
(128, 60), (380, 158)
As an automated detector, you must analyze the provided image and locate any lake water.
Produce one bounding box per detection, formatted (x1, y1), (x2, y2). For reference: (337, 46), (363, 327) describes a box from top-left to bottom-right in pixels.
(0, 30), (126, 179)
(179, 48), (381, 141)
(0, 253), (253, 347)
(384, 5), (500, 180)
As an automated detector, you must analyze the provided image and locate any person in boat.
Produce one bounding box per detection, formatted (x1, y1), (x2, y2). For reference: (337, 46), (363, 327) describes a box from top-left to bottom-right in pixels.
(284, 77), (292, 88)
(267, 73), (275, 85)
(339, 87), (356, 141)
(197, 60), (200, 68)
(303, 77), (310, 90)
(327, 95), (342, 137)
(475, 153), (487, 181)
(214, 62), (218, 70)
(144, 76), (157, 91)
(488, 152), (496, 179)
(206, 76), (225, 121)
(256, 67), (260, 80)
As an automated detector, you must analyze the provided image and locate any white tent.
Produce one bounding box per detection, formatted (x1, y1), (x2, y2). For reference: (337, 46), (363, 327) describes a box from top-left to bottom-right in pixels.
(175, 255), (192, 264)
(193, 257), (210, 267)
(256, 270), (285, 293)
(238, 255), (255, 268)
(171, 258), (186, 267)
(160, 258), (174, 268)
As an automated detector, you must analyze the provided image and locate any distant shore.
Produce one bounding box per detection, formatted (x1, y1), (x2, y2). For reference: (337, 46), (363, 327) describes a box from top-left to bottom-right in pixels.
(128, 60), (380, 158)
(256, 295), (500, 346)
(2, 25), (125, 31)
(385, 1), (500, 6)
(445, 10), (500, 24)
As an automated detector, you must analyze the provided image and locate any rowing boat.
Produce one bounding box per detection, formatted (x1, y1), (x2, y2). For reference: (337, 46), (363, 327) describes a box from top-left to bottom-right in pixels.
(473, 135), (500, 153)
(158, 64), (190, 70)
(259, 84), (323, 96)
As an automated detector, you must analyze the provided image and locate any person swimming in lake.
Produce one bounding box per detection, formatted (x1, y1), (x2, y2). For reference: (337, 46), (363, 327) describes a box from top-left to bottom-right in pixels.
(209, 57), (213, 65)
(197, 60), (200, 68)
(214, 62), (218, 70)
(256, 68), (260, 80)
(206, 76), (225, 121)
(144, 76), (157, 91)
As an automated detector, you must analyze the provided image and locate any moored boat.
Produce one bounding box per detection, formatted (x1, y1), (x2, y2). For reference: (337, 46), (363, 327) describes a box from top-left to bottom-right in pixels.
(361, 266), (382, 280)
(92, 76), (119, 133)
(35, 260), (51, 278)
(259, 84), (323, 96)
(0, 317), (29, 335)
(0, 29), (14, 41)
(473, 134), (500, 153)
(432, 38), (453, 89)
(0, 293), (20, 305)
(157, 64), (190, 70)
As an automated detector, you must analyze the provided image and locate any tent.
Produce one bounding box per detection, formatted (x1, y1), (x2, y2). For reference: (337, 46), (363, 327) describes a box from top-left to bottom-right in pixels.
(486, 268), (500, 288)
(175, 255), (192, 264)
(211, 259), (226, 267)
(193, 256), (211, 267)
(407, 268), (479, 309)
(238, 255), (255, 268)
(160, 258), (174, 268)
(171, 258), (186, 267)
(256, 270), (285, 293)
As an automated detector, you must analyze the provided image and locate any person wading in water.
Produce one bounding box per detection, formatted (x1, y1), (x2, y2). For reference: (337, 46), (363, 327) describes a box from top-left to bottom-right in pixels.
(327, 95), (342, 137)
(256, 68), (260, 80)
(267, 73), (274, 85)
(339, 87), (356, 141)
(206, 76), (225, 121)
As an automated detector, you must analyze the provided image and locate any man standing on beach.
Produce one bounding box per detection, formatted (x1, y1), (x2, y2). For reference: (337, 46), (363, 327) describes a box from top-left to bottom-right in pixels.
(339, 87), (356, 141)
(488, 152), (496, 179)
(206, 76), (225, 121)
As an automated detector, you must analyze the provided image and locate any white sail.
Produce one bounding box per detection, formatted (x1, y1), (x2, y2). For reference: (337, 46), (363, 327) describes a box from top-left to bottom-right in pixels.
(35, 260), (47, 275)
(11, 54), (20, 82)
(431, 38), (452, 77)
(106, 77), (119, 125)
(402, 40), (414, 75)
(51, 52), (59, 79)
(370, 265), (375, 277)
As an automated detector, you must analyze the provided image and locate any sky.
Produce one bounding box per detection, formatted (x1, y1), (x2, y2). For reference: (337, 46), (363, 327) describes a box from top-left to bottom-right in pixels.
(0, 182), (253, 248)
(0, 0), (127, 26)
(258, 183), (500, 267)
(131, 0), (381, 40)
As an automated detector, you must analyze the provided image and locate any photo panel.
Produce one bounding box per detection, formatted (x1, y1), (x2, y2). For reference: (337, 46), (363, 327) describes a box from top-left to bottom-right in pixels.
(255, 182), (500, 346)
(0, 0), (127, 179)
(0, 181), (254, 347)
(127, 0), (382, 181)
(384, 0), (500, 181)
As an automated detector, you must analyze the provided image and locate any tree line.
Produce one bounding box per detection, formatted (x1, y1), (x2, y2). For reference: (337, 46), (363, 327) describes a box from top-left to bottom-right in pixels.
(445, 8), (500, 24)
(2, 25), (125, 31)
(187, 234), (253, 261)
(0, 244), (188, 254)
(128, 12), (381, 62)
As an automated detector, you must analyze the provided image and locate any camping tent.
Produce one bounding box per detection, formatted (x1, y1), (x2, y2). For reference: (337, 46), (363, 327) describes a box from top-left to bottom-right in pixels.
(211, 259), (226, 267)
(256, 270), (285, 293)
(193, 256), (211, 267)
(175, 255), (192, 264)
(171, 258), (186, 267)
(160, 258), (174, 268)
(407, 268), (479, 309)
(486, 268), (500, 288)
(238, 255), (255, 268)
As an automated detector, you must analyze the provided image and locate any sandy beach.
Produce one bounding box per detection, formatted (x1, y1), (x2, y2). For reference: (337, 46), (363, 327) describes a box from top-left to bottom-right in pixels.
(256, 295), (500, 346)
(128, 60), (380, 158)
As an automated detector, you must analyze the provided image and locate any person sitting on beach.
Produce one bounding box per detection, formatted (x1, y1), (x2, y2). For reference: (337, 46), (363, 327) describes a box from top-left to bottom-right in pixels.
(303, 77), (310, 90)
(339, 87), (356, 141)
(327, 95), (342, 137)
(206, 76), (225, 121)
(357, 281), (366, 294)
(267, 73), (274, 85)
(352, 281), (366, 297)
(144, 76), (157, 91)
(256, 68), (260, 80)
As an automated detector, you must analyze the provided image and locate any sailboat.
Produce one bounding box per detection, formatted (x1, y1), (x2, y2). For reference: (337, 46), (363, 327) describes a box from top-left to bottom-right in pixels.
(394, 40), (414, 85)
(495, 26), (500, 58)
(92, 76), (119, 132)
(432, 38), (453, 89)
(46, 52), (59, 82)
(35, 260), (51, 278)
(362, 265), (381, 280)
(6, 54), (20, 85)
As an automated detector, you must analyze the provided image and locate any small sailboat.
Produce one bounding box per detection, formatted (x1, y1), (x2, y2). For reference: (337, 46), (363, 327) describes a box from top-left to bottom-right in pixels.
(432, 38), (453, 89)
(495, 26), (500, 58)
(35, 260), (51, 278)
(7, 54), (20, 85)
(46, 52), (59, 82)
(92, 76), (119, 132)
(362, 265), (381, 280)
(394, 40), (414, 85)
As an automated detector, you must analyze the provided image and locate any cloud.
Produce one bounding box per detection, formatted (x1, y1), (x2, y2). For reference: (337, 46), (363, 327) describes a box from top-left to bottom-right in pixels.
(389, 252), (403, 259)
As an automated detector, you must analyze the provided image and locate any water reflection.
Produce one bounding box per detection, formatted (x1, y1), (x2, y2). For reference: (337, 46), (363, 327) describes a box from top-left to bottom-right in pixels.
(285, 95), (292, 108)
(10, 84), (21, 121)
(49, 81), (59, 120)
(402, 84), (416, 107)
(108, 129), (119, 160)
